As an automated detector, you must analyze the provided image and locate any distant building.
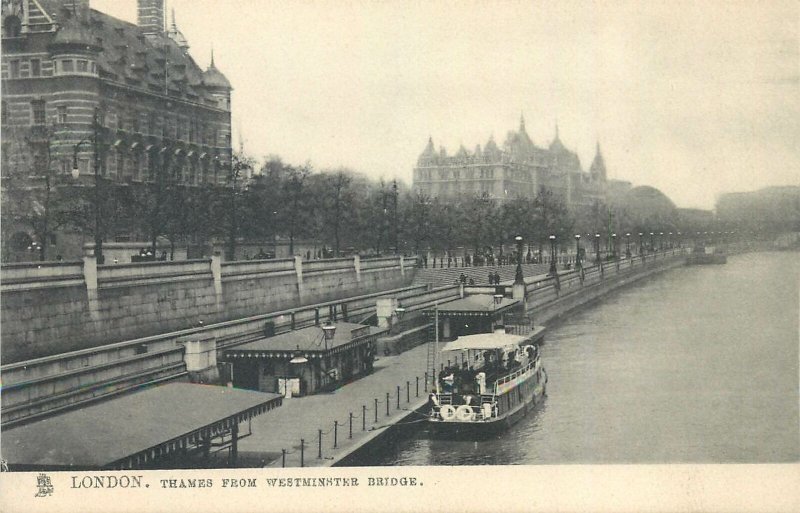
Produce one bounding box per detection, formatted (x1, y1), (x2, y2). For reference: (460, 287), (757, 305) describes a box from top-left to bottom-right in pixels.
(1, 0), (233, 260)
(413, 116), (629, 211)
(716, 186), (800, 233)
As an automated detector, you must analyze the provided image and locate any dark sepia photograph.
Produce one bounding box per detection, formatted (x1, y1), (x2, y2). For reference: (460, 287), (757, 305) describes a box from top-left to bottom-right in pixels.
(0, 0), (798, 511)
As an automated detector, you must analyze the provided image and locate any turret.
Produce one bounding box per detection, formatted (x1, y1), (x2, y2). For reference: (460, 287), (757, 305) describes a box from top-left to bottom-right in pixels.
(49, 14), (101, 77)
(417, 136), (437, 165)
(590, 142), (607, 181)
(203, 50), (232, 111)
(167, 8), (189, 52)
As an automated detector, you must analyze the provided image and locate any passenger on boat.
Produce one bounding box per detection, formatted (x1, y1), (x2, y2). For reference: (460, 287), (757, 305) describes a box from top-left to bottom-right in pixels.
(476, 372), (486, 394)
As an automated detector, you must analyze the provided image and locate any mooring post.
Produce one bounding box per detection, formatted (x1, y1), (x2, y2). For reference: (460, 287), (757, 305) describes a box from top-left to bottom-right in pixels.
(317, 430), (322, 459)
(386, 392), (390, 416)
(349, 413), (353, 439)
(300, 439), (305, 467)
(334, 421), (339, 449)
(362, 405), (367, 431)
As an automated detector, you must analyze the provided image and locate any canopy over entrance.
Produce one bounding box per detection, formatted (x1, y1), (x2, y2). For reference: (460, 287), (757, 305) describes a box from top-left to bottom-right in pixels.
(1, 383), (282, 470)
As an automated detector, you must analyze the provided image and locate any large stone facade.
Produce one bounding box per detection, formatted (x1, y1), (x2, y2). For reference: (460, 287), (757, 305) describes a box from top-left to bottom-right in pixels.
(413, 116), (629, 210)
(1, 0), (232, 257)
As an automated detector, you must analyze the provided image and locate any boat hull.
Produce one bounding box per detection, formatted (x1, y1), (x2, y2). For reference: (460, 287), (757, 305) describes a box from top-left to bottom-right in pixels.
(427, 375), (546, 440)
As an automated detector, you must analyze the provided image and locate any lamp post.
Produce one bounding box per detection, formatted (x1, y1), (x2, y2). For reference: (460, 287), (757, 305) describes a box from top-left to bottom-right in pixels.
(574, 234), (581, 269)
(548, 235), (557, 276)
(514, 235), (524, 283)
(659, 232), (664, 251)
(649, 232), (655, 253)
(72, 107), (105, 264)
(611, 233), (617, 260)
(625, 233), (631, 259)
(594, 233), (600, 264)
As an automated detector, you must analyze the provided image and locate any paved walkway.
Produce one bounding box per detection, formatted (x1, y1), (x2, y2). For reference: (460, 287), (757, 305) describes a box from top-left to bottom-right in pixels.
(237, 343), (434, 468)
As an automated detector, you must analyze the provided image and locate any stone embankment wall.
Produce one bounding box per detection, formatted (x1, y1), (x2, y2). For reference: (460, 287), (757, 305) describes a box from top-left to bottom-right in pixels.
(0, 255), (416, 362)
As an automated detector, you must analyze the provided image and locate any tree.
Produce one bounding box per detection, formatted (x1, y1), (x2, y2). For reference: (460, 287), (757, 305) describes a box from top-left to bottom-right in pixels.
(223, 151), (255, 261)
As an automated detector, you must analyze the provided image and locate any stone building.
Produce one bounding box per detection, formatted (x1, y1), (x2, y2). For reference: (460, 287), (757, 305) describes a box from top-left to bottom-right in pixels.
(1, 0), (232, 260)
(413, 116), (626, 211)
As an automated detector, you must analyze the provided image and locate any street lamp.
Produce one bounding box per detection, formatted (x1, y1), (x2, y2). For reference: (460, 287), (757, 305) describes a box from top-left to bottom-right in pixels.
(71, 107), (105, 264)
(594, 233), (601, 264)
(625, 233), (631, 258)
(514, 235), (524, 284)
(659, 232), (664, 251)
(548, 235), (557, 276)
(649, 232), (655, 253)
(574, 234), (582, 269)
(611, 233), (617, 260)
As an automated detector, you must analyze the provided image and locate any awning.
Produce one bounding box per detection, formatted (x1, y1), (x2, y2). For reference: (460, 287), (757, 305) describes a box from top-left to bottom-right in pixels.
(1, 383), (282, 470)
(441, 332), (528, 352)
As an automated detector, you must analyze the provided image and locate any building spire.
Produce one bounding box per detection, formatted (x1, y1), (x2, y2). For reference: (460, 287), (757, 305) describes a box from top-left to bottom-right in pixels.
(555, 121), (560, 140)
(520, 111), (526, 132)
(210, 46), (215, 68)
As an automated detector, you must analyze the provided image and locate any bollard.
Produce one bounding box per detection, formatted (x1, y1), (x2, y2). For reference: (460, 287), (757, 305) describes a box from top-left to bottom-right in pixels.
(396, 385), (401, 409)
(416, 376), (420, 397)
(386, 392), (390, 416)
(349, 413), (353, 439)
(334, 420), (338, 449)
(407, 381), (410, 403)
(318, 429), (323, 459)
(374, 398), (378, 423)
(282, 449), (286, 468)
(300, 439), (305, 467)
(362, 405), (367, 431)
(424, 372), (428, 392)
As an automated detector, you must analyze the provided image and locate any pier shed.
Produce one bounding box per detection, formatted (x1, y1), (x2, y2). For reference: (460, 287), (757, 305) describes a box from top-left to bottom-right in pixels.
(424, 294), (520, 340)
(0, 383), (282, 470)
(222, 322), (386, 397)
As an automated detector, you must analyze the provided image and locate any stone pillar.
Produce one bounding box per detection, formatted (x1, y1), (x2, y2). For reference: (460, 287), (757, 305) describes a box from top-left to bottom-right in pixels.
(83, 256), (101, 322)
(376, 298), (398, 328)
(353, 254), (361, 283)
(210, 252), (223, 307)
(294, 255), (305, 301)
(179, 334), (219, 383)
(512, 280), (526, 302)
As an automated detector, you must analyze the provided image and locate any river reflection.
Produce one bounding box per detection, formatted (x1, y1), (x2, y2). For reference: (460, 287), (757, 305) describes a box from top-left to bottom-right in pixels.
(364, 252), (799, 465)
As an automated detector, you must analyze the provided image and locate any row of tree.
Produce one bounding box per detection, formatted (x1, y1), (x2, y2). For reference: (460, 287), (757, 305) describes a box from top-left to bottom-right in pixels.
(5, 149), (752, 262)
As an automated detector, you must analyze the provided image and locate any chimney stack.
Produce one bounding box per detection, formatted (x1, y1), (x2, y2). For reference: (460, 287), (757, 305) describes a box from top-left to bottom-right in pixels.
(137, 0), (165, 36)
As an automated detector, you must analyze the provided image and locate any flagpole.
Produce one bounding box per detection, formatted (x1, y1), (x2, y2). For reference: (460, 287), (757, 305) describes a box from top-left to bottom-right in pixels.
(434, 302), (440, 395)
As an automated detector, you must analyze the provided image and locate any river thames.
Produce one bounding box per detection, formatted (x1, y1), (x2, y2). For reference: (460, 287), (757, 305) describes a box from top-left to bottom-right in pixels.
(368, 251), (799, 465)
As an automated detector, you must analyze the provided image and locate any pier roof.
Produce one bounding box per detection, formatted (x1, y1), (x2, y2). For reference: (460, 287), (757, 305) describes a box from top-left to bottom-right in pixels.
(424, 294), (520, 317)
(1, 383), (282, 470)
(224, 322), (386, 361)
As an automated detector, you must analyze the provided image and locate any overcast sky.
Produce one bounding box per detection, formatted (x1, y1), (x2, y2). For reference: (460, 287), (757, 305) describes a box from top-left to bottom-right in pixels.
(92, 0), (799, 210)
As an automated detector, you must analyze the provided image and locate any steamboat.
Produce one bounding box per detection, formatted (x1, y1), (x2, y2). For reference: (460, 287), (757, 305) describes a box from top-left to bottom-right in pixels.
(427, 326), (547, 438)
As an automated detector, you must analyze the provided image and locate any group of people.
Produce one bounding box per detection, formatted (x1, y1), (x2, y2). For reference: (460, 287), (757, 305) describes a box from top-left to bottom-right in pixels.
(133, 248), (168, 262)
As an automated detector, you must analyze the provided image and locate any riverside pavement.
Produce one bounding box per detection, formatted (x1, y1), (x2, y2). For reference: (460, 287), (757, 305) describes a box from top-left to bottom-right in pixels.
(237, 342), (435, 468)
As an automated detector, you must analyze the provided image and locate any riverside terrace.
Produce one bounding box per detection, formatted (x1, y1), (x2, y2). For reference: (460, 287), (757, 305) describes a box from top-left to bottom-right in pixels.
(2, 248), (698, 469)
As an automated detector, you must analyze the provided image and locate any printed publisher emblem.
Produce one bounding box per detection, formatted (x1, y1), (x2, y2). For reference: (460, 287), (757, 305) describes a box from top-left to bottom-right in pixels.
(35, 473), (54, 497)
